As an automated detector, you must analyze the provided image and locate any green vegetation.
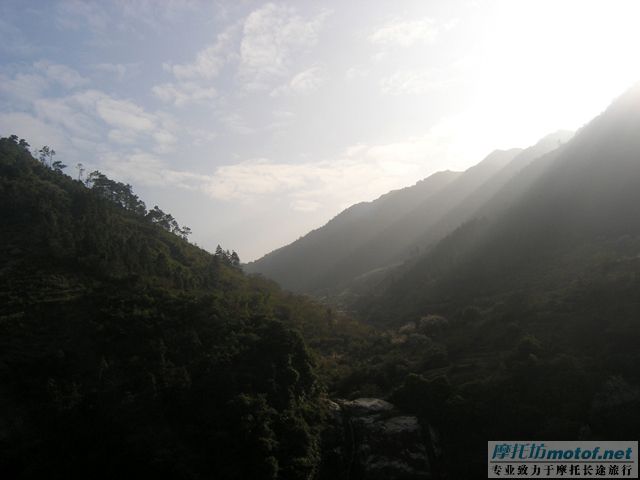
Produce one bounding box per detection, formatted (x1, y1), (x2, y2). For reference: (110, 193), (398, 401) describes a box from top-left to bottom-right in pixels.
(2, 84), (640, 479)
(0, 136), (370, 479)
(252, 84), (640, 477)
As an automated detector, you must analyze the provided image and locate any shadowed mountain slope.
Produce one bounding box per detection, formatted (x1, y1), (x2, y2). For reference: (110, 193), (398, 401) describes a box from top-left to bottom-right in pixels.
(0, 137), (361, 480)
(247, 132), (571, 297)
(362, 82), (640, 325)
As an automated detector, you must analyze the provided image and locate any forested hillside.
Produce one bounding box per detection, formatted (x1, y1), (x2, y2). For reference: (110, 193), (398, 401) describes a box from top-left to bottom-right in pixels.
(364, 82), (640, 324)
(0, 136), (370, 480)
(247, 132), (571, 299)
(343, 83), (640, 475)
(245, 83), (640, 478)
(3, 82), (640, 479)
(245, 169), (461, 292)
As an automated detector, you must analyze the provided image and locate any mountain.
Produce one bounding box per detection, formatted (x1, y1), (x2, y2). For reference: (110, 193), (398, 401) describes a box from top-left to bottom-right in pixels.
(247, 132), (571, 298)
(364, 82), (640, 324)
(338, 83), (640, 477)
(245, 169), (460, 292)
(4, 81), (640, 479)
(0, 136), (365, 480)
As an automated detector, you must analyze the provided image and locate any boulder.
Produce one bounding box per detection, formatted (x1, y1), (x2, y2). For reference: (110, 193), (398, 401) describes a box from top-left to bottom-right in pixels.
(321, 398), (434, 479)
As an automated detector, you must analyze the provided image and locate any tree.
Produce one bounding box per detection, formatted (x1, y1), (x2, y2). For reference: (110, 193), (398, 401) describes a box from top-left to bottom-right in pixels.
(178, 225), (192, 240)
(7, 135), (29, 150)
(88, 171), (146, 215)
(38, 146), (56, 168)
(146, 205), (191, 239)
(76, 163), (85, 182)
(52, 160), (67, 173)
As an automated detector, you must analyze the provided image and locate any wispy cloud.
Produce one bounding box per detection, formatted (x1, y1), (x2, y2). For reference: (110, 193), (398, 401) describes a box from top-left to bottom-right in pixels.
(270, 65), (325, 96)
(0, 111), (69, 151)
(34, 97), (102, 141)
(93, 63), (140, 82)
(239, 3), (330, 90)
(153, 4), (330, 104)
(0, 72), (48, 105)
(1, 62), (180, 158)
(153, 26), (236, 106)
(55, 0), (109, 32)
(200, 153), (422, 212)
(369, 17), (440, 47)
(380, 68), (453, 95)
(220, 112), (255, 135)
(90, 127), (461, 215)
(34, 61), (88, 89)
(165, 27), (237, 81)
(152, 82), (217, 107)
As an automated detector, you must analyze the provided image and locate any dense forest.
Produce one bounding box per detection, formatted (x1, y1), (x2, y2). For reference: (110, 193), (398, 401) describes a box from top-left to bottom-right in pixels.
(2, 82), (640, 480)
(0, 135), (374, 479)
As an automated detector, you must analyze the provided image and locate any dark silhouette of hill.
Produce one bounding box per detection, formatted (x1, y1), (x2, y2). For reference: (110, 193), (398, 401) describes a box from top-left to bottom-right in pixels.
(245, 169), (460, 291)
(247, 133), (571, 298)
(0, 136), (368, 479)
(333, 83), (640, 478)
(363, 82), (640, 324)
(4, 81), (640, 480)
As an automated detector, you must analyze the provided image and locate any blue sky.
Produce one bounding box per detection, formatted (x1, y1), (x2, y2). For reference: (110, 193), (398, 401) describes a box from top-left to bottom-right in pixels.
(1, 0), (639, 260)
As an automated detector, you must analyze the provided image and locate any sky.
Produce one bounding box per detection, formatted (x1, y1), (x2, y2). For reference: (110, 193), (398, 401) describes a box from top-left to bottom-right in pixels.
(1, 0), (639, 261)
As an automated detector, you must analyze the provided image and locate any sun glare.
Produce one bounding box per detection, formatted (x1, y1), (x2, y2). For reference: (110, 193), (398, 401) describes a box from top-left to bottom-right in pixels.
(468, 0), (640, 150)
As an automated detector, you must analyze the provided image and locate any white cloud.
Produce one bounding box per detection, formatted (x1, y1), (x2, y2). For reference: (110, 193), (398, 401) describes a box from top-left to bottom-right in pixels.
(153, 4), (329, 103)
(345, 65), (368, 81)
(34, 97), (101, 140)
(154, 26), (235, 106)
(55, 1), (109, 32)
(108, 129), (138, 145)
(93, 63), (139, 81)
(100, 151), (168, 186)
(267, 110), (295, 131)
(198, 132), (451, 209)
(0, 111), (68, 151)
(36, 103), (485, 227)
(239, 3), (329, 90)
(115, 0), (204, 30)
(0, 72), (48, 104)
(189, 127), (218, 146)
(290, 199), (321, 212)
(220, 112), (254, 135)
(204, 159), (309, 200)
(191, 112), (492, 214)
(380, 68), (452, 95)
(34, 61), (88, 89)
(152, 82), (217, 106)
(8, 85), (180, 157)
(99, 150), (210, 191)
(289, 65), (325, 93)
(165, 27), (237, 81)
(270, 65), (325, 96)
(94, 95), (156, 132)
(369, 18), (440, 47)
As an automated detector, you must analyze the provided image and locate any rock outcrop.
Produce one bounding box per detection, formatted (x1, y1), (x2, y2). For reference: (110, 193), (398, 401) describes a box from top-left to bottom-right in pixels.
(320, 398), (439, 479)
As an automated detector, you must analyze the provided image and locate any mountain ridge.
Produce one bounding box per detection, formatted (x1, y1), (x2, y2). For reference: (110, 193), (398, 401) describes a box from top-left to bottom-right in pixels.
(247, 134), (571, 297)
